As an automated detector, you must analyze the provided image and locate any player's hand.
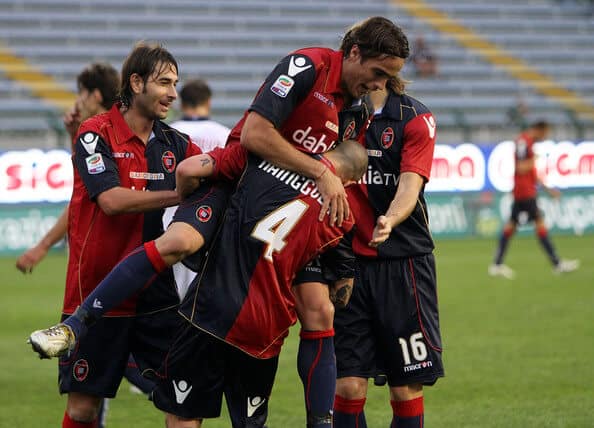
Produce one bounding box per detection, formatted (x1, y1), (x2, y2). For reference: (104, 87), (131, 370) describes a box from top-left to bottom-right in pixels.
(63, 107), (81, 140)
(316, 169), (349, 227)
(548, 188), (561, 199)
(369, 215), (393, 248)
(15, 246), (48, 274)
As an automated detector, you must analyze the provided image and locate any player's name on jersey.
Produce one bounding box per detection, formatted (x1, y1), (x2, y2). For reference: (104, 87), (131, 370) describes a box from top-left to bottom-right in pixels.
(257, 160), (323, 205)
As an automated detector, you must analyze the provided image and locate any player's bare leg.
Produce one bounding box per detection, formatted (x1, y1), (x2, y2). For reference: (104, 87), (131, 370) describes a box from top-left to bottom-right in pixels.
(334, 377), (368, 427)
(155, 222), (205, 266)
(165, 413), (202, 428)
(489, 220), (517, 279)
(64, 392), (103, 427)
(534, 218), (579, 273)
(294, 282), (336, 427)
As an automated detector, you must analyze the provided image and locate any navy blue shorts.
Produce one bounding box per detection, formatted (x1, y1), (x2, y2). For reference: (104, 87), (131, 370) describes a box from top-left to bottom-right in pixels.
(293, 257), (329, 286)
(152, 322), (278, 425)
(334, 254), (444, 387)
(511, 197), (541, 225)
(58, 307), (183, 398)
(172, 181), (233, 271)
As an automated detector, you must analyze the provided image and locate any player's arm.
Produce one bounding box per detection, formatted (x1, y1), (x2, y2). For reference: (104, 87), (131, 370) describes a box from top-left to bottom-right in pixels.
(175, 153), (217, 198)
(321, 230), (356, 308)
(515, 157), (535, 174)
(15, 204), (69, 274)
(241, 54), (348, 226)
(370, 112), (436, 247)
(537, 175), (561, 199)
(175, 144), (248, 198)
(73, 130), (180, 215)
(96, 188), (179, 215)
(369, 172), (425, 247)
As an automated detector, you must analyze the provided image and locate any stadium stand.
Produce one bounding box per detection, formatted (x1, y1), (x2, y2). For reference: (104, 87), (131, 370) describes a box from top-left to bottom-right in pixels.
(0, 0), (593, 147)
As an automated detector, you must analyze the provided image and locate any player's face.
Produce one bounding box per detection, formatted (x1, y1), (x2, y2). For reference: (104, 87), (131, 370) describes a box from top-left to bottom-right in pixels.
(341, 46), (405, 99)
(75, 88), (102, 122)
(134, 62), (178, 120)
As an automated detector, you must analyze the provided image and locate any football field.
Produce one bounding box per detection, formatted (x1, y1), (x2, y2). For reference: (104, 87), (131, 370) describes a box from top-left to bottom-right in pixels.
(1, 234), (592, 427)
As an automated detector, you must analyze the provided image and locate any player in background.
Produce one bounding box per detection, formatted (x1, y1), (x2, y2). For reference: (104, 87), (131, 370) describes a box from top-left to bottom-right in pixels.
(169, 78), (230, 153)
(153, 139), (368, 428)
(488, 120), (580, 279)
(15, 63), (119, 274)
(28, 43), (202, 428)
(333, 81), (444, 428)
(164, 78), (231, 299)
(16, 63), (153, 427)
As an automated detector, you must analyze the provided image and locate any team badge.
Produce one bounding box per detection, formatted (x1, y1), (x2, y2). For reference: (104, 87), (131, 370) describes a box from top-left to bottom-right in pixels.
(196, 205), (212, 223)
(73, 359), (89, 382)
(85, 153), (105, 174)
(270, 75), (295, 98)
(380, 127), (395, 149)
(343, 120), (356, 140)
(161, 151), (176, 173)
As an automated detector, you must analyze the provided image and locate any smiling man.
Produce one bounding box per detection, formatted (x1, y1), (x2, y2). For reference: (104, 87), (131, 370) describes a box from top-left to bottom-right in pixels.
(29, 43), (201, 428)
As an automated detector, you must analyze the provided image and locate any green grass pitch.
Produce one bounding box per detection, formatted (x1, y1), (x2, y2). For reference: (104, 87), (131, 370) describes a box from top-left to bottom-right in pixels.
(1, 235), (592, 427)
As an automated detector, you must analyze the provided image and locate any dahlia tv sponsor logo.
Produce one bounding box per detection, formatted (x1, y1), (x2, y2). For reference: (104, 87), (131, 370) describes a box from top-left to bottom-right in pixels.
(427, 143), (485, 192)
(292, 126), (334, 153)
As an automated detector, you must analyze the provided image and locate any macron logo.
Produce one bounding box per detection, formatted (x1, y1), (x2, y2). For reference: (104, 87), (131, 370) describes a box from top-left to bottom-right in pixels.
(422, 115), (436, 139)
(80, 132), (100, 155)
(247, 396), (266, 417)
(92, 298), (103, 309)
(172, 380), (192, 404)
(288, 56), (312, 77)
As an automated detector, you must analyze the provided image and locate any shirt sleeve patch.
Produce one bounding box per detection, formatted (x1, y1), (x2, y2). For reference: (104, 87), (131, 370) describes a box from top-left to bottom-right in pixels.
(85, 153), (106, 174)
(270, 75), (295, 98)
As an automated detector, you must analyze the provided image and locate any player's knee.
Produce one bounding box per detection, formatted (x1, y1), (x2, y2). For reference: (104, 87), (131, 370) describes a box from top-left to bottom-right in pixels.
(66, 400), (102, 423)
(302, 299), (334, 330)
(156, 230), (203, 262)
(336, 377), (368, 399)
(390, 383), (423, 402)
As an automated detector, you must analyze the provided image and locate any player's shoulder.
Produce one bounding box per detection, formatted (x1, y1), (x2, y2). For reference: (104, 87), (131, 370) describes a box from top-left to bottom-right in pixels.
(79, 111), (110, 133)
(159, 120), (192, 145)
(396, 92), (433, 119)
(291, 47), (336, 67)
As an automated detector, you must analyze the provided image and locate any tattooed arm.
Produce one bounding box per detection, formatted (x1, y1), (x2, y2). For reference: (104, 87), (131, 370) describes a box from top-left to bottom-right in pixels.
(175, 154), (216, 198)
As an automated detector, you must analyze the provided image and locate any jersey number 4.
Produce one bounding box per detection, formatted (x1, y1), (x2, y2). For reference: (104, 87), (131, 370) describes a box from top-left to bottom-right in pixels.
(251, 200), (309, 262)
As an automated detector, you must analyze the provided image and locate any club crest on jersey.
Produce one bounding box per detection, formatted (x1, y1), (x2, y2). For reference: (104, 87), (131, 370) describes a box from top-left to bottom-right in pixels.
(73, 359), (89, 382)
(343, 120), (356, 140)
(85, 153), (105, 174)
(196, 205), (212, 223)
(161, 151), (176, 173)
(270, 75), (295, 98)
(381, 127), (395, 149)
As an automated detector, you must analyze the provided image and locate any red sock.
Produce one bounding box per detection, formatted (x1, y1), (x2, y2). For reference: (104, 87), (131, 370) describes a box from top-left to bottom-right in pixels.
(390, 396), (424, 428)
(63, 412), (98, 428)
(334, 395), (367, 427)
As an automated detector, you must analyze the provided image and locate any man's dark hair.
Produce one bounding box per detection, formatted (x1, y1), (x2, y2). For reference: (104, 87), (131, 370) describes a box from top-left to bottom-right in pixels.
(77, 63), (120, 110)
(119, 42), (178, 108)
(340, 16), (410, 61)
(180, 79), (212, 108)
(530, 120), (550, 131)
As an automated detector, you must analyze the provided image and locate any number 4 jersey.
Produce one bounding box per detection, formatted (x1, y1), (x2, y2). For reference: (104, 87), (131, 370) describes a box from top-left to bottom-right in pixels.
(179, 146), (355, 359)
